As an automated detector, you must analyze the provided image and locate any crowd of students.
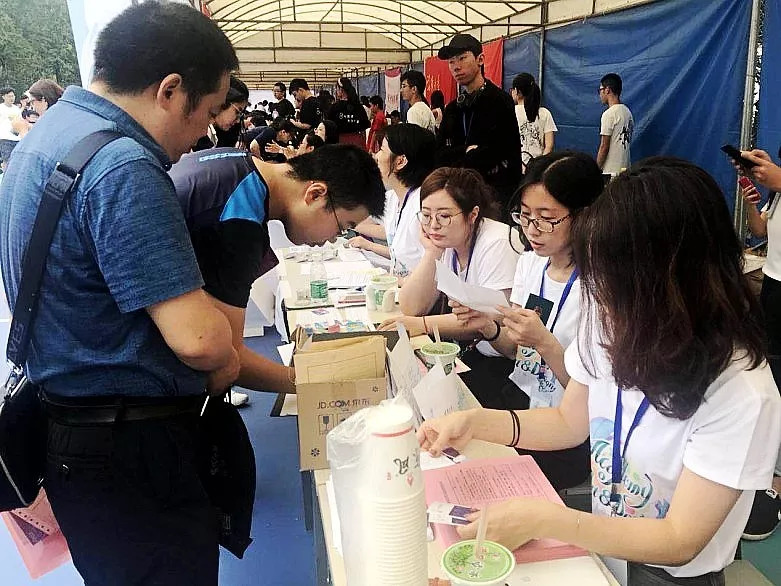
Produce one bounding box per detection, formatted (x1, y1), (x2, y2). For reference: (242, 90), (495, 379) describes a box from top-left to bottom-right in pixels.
(0, 3), (779, 586)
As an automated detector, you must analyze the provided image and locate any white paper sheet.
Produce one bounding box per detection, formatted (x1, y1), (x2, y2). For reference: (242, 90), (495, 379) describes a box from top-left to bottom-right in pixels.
(277, 342), (295, 366)
(419, 451), (456, 471)
(280, 393), (298, 416)
(338, 247), (368, 262)
(387, 324), (425, 426)
(435, 260), (510, 315)
(412, 363), (460, 420)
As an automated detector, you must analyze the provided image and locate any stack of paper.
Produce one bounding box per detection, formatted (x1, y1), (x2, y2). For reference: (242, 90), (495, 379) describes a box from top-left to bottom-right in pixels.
(424, 455), (588, 564)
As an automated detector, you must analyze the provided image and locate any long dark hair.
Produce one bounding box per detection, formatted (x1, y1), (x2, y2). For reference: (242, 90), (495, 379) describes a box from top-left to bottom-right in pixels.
(430, 90), (446, 111)
(573, 157), (765, 419)
(512, 73), (541, 123)
(337, 77), (360, 108)
(384, 124), (437, 188)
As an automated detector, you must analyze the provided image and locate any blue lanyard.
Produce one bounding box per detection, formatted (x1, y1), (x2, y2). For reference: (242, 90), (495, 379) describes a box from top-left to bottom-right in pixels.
(451, 227), (479, 282)
(462, 111), (474, 140)
(539, 260), (579, 334)
(395, 187), (415, 233)
(609, 389), (650, 515)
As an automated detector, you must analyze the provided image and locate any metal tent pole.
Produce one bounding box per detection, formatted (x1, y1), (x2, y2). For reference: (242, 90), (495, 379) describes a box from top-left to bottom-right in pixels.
(735, 0), (763, 237)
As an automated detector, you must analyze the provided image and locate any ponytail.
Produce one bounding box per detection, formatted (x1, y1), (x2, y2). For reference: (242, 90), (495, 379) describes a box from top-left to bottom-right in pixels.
(512, 72), (541, 123)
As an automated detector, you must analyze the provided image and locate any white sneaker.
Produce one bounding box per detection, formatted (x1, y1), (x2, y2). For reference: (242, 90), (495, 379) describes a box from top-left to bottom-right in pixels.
(229, 391), (249, 407)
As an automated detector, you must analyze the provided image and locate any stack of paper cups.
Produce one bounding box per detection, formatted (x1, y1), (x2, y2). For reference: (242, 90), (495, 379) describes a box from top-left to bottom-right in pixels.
(360, 403), (428, 586)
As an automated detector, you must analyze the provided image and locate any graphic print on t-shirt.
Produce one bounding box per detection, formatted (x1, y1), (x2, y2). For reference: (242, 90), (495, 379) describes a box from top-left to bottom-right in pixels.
(589, 417), (670, 519)
(519, 121), (542, 152)
(618, 118), (634, 149)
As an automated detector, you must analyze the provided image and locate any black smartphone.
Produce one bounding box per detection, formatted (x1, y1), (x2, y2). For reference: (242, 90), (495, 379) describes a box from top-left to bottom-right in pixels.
(721, 144), (757, 169)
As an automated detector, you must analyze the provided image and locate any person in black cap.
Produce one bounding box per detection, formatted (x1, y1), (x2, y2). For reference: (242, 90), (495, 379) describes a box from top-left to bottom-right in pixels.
(436, 33), (521, 218)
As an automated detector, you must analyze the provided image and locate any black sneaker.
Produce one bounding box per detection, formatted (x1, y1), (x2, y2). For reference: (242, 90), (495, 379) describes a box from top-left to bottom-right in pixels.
(742, 489), (780, 541)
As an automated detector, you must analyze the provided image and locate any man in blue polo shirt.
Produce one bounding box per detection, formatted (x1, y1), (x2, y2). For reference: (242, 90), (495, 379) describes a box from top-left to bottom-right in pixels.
(169, 144), (386, 405)
(0, 4), (239, 584)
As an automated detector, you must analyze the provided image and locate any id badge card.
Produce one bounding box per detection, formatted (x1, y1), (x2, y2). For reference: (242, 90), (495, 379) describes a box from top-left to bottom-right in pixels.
(524, 293), (554, 326)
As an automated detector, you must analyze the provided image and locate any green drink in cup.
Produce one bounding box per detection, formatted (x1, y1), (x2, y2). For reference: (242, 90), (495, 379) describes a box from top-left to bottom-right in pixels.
(441, 539), (515, 585)
(420, 341), (460, 374)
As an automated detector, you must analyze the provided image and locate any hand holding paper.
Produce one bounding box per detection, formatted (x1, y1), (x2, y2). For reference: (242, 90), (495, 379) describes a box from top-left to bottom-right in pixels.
(435, 260), (509, 315)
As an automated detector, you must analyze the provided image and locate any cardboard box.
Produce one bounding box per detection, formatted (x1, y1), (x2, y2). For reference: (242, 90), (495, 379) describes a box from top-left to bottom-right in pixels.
(293, 330), (388, 470)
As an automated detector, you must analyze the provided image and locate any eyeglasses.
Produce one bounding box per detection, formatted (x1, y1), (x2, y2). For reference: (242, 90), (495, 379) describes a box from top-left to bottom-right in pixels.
(598, 87), (607, 93)
(326, 193), (347, 237)
(417, 210), (464, 226)
(511, 212), (570, 233)
(230, 103), (245, 118)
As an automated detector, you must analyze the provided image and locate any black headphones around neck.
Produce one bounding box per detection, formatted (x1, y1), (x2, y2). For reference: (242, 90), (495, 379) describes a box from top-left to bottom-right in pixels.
(456, 83), (486, 109)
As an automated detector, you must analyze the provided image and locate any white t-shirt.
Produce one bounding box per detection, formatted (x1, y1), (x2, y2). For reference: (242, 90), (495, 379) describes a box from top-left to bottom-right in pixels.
(507, 253), (581, 408)
(564, 341), (781, 577)
(441, 218), (519, 355)
(0, 104), (21, 142)
(600, 103), (634, 175)
(406, 102), (437, 134)
(762, 196), (781, 281)
(383, 187), (424, 277)
(515, 106), (557, 166)
(0, 103), (21, 123)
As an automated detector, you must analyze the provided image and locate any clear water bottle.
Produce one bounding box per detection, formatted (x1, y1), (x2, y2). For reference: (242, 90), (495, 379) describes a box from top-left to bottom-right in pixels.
(310, 252), (328, 302)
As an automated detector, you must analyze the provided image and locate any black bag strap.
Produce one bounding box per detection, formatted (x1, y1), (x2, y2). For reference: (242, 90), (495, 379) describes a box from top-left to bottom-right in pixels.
(6, 130), (123, 366)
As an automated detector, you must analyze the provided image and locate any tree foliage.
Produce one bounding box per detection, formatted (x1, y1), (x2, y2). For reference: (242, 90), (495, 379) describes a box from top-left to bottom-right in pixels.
(0, 0), (80, 96)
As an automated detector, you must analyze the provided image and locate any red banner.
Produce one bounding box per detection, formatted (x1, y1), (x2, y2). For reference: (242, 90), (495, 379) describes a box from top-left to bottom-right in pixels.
(482, 38), (504, 87)
(425, 38), (505, 105)
(424, 56), (458, 105)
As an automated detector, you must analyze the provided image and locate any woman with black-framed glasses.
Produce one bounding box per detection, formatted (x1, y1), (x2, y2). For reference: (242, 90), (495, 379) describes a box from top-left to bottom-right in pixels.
(451, 151), (604, 491)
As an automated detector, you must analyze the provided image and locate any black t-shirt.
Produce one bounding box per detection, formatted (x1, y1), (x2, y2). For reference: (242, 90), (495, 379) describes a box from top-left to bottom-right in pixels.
(328, 100), (370, 134)
(273, 99), (295, 120)
(299, 96), (322, 128)
(168, 148), (276, 308)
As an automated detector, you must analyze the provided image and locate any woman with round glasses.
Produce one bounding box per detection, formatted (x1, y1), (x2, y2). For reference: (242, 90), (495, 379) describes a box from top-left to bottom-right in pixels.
(418, 158), (780, 585)
(379, 167), (518, 354)
(451, 151), (604, 490)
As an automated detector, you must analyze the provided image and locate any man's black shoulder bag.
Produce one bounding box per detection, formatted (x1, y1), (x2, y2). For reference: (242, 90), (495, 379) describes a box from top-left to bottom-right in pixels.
(0, 130), (122, 511)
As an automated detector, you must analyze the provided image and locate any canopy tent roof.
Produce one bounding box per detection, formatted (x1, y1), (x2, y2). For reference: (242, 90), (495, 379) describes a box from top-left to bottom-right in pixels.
(203, 0), (654, 86)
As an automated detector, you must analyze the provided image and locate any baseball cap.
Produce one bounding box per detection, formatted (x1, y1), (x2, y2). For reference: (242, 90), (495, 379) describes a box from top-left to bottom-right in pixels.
(438, 33), (483, 60)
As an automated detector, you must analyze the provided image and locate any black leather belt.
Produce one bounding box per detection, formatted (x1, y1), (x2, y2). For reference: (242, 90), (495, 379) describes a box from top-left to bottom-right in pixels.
(42, 393), (207, 425)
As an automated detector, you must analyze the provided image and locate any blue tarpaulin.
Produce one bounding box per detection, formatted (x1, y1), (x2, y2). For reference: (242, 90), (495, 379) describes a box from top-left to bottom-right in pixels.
(502, 33), (541, 92)
(542, 0), (750, 210)
(758, 0), (781, 160)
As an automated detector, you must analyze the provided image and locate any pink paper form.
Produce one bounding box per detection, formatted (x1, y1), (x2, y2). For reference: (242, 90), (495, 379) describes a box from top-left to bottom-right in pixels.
(424, 455), (587, 564)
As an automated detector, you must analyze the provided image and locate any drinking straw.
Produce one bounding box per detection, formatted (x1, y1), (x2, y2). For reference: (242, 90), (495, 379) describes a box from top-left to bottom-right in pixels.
(475, 504), (489, 562)
(433, 324), (441, 344)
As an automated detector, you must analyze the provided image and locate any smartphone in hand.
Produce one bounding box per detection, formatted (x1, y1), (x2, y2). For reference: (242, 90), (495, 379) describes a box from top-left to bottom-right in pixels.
(721, 144), (758, 169)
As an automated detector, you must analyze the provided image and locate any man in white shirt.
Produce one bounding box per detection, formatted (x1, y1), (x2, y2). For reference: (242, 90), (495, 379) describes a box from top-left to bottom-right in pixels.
(596, 73), (633, 175)
(0, 87), (21, 123)
(400, 70), (436, 134)
(0, 87), (22, 170)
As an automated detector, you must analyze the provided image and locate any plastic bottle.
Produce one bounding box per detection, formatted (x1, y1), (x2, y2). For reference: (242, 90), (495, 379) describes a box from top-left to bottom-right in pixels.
(310, 251), (329, 302)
